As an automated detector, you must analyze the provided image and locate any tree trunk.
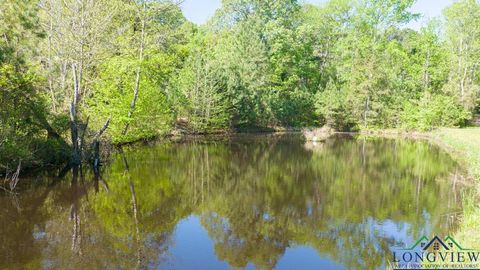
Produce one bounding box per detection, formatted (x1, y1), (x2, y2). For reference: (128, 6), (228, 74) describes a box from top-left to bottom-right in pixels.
(70, 166), (82, 255)
(364, 95), (370, 127)
(92, 117), (110, 171)
(119, 147), (144, 268)
(123, 2), (146, 136)
(460, 66), (468, 104)
(423, 50), (430, 92)
(70, 64), (80, 165)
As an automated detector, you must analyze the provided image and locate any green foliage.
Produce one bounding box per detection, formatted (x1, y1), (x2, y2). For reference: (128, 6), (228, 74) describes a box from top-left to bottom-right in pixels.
(401, 94), (471, 131)
(0, 0), (43, 65)
(0, 61), (71, 169)
(2, 0), (480, 167)
(443, 0), (480, 111)
(315, 80), (357, 130)
(0, 0), (73, 170)
(87, 52), (175, 143)
(431, 128), (480, 250)
(84, 0), (192, 143)
(173, 31), (233, 132)
(200, 0), (321, 127)
(0, 64), (40, 166)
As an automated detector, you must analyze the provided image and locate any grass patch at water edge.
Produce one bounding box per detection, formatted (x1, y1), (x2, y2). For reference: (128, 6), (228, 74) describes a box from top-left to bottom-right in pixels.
(432, 128), (480, 248)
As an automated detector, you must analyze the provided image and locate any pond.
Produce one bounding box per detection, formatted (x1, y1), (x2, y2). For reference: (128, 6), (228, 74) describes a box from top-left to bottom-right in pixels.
(0, 134), (470, 269)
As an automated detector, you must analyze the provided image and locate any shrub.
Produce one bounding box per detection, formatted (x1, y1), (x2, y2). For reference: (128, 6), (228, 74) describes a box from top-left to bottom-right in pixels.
(315, 81), (357, 131)
(401, 94), (470, 131)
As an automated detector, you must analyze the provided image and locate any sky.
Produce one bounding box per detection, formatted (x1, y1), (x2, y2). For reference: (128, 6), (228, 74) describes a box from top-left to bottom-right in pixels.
(180, 0), (455, 29)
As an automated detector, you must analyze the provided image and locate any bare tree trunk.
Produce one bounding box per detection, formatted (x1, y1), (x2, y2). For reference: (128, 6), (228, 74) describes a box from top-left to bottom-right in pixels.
(130, 180), (143, 269)
(8, 160), (21, 191)
(423, 50), (430, 92)
(460, 66), (468, 104)
(123, 2), (146, 136)
(70, 166), (82, 255)
(364, 95), (370, 127)
(79, 117), (89, 160)
(119, 147), (144, 269)
(92, 117), (110, 172)
(70, 64), (81, 165)
(61, 62), (68, 101)
(47, 10), (57, 112)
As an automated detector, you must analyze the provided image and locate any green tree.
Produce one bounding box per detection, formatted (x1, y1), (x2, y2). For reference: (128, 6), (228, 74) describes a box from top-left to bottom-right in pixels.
(174, 31), (233, 132)
(0, 0), (68, 170)
(86, 1), (189, 143)
(443, 0), (480, 112)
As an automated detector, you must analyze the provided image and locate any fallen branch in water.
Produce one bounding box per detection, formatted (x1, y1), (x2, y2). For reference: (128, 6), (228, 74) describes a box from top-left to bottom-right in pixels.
(9, 160), (21, 191)
(0, 185), (17, 195)
(1, 160), (21, 194)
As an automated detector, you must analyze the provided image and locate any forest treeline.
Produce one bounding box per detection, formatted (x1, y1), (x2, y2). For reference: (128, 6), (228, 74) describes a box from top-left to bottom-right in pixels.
(1, 0), (479, 169)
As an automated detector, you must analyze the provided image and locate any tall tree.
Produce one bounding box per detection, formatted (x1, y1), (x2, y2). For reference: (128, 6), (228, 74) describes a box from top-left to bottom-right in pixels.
(443, 0), (480, 111)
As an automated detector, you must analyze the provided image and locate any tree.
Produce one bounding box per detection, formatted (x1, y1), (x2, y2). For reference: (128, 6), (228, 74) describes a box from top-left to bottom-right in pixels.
(86, 1), (188, 143)
(0, 0), (68, 170)
(174, 31), (233, 132)
(443, 0), (480, 112)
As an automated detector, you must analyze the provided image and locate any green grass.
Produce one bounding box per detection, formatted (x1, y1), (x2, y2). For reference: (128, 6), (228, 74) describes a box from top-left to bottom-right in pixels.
(431, 128), (480, 248)
(432, 128), (480, 180)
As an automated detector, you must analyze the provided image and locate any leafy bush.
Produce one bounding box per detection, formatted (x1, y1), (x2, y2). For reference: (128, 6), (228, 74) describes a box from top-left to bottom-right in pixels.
(269, 88), (317, 127)
(173, 34), (233, 132)
(401, 94), (471, 131)
(0, 63), (70, 170)
(315, 81), (358, 131)
(87, 52), (175, 144)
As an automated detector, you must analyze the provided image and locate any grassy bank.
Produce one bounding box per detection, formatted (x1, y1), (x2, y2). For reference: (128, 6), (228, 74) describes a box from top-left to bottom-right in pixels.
(430, 128), (480, 248)
(432, 128), (480, 180)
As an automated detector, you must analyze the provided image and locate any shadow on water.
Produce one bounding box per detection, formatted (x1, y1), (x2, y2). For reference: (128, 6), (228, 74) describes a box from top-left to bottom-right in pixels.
(0, 134), (473, 269)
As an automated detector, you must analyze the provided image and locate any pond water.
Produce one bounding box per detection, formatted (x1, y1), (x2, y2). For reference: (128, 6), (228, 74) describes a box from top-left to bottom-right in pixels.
(0, 134), (470, 269)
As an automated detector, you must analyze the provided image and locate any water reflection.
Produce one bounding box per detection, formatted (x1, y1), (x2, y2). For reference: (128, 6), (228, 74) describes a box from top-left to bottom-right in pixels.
(0, 134), (470, 269)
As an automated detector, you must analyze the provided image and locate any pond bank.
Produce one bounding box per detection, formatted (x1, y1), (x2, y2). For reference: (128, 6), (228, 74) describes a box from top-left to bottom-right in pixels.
(359, 128), (480, 181)
(429, 128), (480, 248)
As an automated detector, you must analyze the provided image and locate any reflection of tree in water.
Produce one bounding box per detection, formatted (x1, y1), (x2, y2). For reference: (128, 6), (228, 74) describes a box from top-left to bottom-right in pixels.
(0, 159), (189, 269)
(166, 135), (465, 269)
(86, 147), (192, 269)
(0, 135), (469, 269)
(70, 167), (83, 256)
(0, 185), (51, 269)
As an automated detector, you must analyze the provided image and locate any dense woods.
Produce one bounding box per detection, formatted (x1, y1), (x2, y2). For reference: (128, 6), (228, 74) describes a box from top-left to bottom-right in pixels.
(1, 0), (480, 170)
